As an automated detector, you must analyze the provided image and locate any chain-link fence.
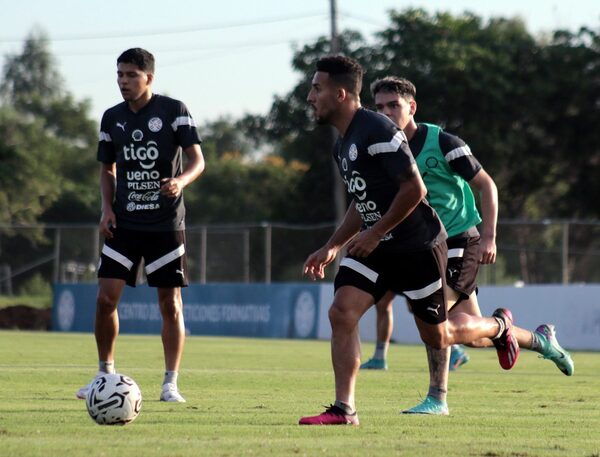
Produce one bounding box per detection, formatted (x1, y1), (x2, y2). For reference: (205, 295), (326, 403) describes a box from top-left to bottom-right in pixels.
(1, 220), (599, 294)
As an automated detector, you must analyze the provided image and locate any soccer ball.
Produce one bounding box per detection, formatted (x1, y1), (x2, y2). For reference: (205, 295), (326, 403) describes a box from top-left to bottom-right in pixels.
(85, 373), (142, 425)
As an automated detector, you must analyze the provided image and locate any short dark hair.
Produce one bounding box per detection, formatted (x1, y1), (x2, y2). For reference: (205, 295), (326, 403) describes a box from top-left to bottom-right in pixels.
(370, 76), (416, 100)
(315, 55), (363, 97)
(117, 48), (155, 73)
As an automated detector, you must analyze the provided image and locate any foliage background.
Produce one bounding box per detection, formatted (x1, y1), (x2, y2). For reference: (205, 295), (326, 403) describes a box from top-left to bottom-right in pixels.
(1, 9), (599, 293)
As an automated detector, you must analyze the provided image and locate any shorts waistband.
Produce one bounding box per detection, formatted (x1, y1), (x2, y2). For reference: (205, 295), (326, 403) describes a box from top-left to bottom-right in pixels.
(448, 226), (480, 240)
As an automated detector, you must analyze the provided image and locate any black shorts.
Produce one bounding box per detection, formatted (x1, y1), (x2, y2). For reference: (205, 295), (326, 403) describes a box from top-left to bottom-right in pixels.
(446, 233), (480, 300)
(98, 227), (188, 288)
(334, 243), (448, 325)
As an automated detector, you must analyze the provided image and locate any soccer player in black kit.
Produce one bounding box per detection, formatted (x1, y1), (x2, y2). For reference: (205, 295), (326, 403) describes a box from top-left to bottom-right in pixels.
(299, 56), (519, 425)
(76, 48), (205, 403)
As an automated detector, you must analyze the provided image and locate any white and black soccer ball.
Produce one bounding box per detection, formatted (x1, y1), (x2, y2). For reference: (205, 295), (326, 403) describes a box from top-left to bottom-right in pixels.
(85, 373), (142, 425)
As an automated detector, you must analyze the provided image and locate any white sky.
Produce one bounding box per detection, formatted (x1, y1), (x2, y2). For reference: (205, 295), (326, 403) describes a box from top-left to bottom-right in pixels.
(1, 0), (599, 124)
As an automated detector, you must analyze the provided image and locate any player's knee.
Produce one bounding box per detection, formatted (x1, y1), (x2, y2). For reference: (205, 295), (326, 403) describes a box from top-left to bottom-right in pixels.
(328, 305), (345, 327)
(328, 303), (358, 330)
(419, 330), (449, 349)
(159, 297), (183, 320)
(96, 292), (118, 313)
(422, 335), (444, 349)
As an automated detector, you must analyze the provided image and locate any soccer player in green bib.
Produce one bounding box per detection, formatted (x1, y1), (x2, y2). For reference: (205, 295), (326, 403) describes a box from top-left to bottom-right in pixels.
(360, 76), (574, 414)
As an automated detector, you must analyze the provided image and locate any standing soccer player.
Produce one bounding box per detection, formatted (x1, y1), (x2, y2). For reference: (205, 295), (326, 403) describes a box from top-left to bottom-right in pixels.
(360, 76), (574, 414)
(299, 55), (520, 425)
(76, 48), (205, 403)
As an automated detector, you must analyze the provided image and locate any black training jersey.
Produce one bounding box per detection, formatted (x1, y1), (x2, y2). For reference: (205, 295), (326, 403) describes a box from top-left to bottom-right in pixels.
(97, 94), (201, 231)
(334, 108), (446, 252)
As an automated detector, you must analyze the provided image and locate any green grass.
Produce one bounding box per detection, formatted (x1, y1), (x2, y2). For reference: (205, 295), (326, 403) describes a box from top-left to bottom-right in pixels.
(0, 331), (599, 457)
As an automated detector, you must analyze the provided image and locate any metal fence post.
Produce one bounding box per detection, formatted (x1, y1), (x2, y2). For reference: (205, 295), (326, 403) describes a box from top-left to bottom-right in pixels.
(0, 264), (12, 295)
(243, 229), (250, 283)
(1, 220), (599, 287)
(263, 223), (271, 284)
(562, 221), (569, 284)
(53, 227), (61, 284)
(200, 226), (207, 284)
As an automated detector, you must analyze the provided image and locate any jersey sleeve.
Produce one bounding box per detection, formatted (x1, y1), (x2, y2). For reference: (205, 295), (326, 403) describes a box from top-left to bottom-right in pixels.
(439, 131), (482, 181)
(368, 125), (415, 181)
(97, 111), (116, 164)
(171, 101), (202, 149)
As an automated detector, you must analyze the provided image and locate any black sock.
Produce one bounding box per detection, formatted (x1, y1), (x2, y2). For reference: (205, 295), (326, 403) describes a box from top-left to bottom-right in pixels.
(334, 400), (355, 415)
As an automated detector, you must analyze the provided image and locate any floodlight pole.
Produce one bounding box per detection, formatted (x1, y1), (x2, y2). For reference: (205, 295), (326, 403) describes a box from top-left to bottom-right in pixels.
(330, 0), (340, 52)
(330, 0), (346, 243)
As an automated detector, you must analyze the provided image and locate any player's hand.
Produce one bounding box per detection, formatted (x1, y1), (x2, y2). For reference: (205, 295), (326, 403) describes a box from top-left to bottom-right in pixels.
(160, 177), (184, 198)
(478, 234), (496, 264)
(99, 209), (117, 239)
(347, 229), (381, 258)
(303, 246), (338, 280)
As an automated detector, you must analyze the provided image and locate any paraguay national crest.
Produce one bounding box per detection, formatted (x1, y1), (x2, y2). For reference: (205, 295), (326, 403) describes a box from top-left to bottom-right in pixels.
(148, 117), (163, 132)
(348, 143), (358, 161)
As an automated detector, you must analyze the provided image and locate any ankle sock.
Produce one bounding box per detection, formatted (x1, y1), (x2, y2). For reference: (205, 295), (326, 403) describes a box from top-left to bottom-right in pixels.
(373, 341), (389, 360)
(99, 361), (115, 374)
(163, 371), (178, 386)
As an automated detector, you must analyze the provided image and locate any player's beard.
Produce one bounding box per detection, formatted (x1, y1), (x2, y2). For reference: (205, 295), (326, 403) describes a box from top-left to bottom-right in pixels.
(313, 107), (331, 126)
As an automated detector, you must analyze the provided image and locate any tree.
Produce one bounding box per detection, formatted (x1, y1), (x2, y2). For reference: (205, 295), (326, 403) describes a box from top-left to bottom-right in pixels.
(185, 151), (308, 224)
(0, 27), (63, 112)
(200, 116), (256, 160)
(243, 30), (371, 223)
(371, 9), (541, 217)
(0, 108), (63, 224)
(0, 28), (99, 224)
(0, 28), (100, 292)
(245, 9), (600, 284)
(186, 115), (308, 223)
(257, 8), (600, 223)
(533, 27), (600, 219)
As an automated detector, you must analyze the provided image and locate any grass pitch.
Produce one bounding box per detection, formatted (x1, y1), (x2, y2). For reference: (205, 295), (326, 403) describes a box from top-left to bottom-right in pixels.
(0, 330), (599, 457)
